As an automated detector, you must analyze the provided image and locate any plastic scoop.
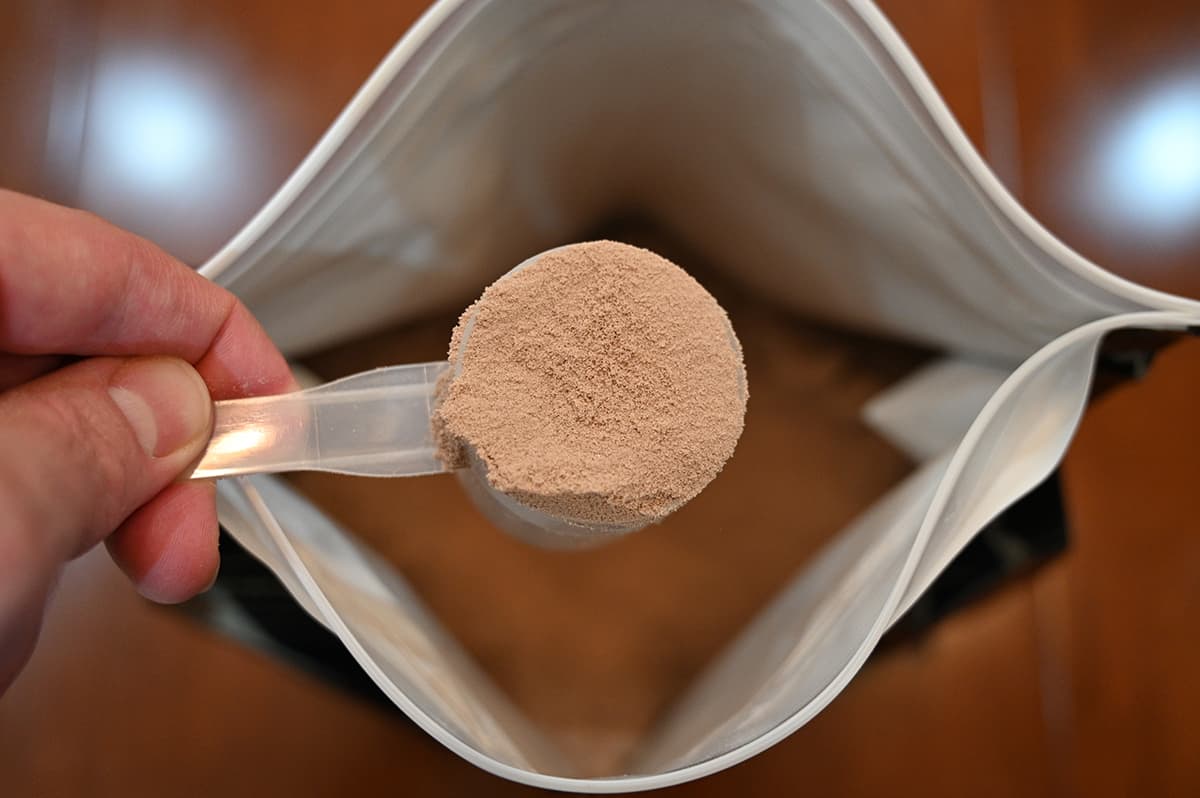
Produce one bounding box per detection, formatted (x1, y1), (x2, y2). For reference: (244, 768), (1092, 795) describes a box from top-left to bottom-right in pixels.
(192, 244), (745, 548)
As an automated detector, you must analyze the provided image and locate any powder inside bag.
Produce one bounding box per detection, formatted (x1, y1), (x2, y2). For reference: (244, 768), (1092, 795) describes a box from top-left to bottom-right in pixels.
(434, 241), (747, 527)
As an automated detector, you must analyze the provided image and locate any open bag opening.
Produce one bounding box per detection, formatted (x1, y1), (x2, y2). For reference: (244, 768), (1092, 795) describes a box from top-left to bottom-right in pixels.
(201, 0), (1200, 791)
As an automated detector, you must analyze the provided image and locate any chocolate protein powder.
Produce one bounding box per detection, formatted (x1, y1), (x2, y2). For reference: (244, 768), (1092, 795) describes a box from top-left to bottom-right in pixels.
(433, 241), (747, 528)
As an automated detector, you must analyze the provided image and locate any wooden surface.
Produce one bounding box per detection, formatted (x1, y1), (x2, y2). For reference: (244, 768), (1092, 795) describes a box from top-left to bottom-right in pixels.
(2, 1), (1200, 795)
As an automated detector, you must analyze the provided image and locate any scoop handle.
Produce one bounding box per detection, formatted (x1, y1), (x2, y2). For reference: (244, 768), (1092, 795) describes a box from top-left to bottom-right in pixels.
(190, 362), (450, 479)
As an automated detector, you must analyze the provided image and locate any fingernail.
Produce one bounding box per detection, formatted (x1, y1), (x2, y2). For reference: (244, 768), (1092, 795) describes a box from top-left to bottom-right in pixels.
(109, 358), (213, 458)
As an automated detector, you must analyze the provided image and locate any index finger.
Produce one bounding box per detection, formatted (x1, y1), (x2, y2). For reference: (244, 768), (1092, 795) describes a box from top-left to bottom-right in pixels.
(0, 190), (294, 399)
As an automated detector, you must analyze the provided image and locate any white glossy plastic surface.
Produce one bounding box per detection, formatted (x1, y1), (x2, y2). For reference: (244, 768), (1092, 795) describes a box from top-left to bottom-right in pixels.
(196, 0), (1200, 791)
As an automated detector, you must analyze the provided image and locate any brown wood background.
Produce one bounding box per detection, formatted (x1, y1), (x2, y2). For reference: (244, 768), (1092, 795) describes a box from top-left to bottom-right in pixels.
(2, 1), (1200, 795)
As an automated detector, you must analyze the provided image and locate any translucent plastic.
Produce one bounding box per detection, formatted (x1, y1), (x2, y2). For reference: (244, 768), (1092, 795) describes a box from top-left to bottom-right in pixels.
(456, 449), (646, 549)
(192, 362), (450, 479)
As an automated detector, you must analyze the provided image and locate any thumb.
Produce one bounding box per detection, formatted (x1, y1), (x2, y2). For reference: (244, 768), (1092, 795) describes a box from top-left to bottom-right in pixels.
(0, 356), (211, 691)
(0, 355), (212, 576)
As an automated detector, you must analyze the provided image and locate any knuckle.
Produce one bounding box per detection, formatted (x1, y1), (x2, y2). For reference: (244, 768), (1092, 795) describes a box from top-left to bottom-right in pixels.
(35, 386), (134, 528)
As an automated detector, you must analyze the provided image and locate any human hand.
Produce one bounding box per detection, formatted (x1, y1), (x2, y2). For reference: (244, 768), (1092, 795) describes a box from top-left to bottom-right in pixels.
(0, 190), (295, 691)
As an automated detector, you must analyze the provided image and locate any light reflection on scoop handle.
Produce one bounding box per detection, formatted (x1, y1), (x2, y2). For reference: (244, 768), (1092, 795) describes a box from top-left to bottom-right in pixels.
(190, 361), (450, 479)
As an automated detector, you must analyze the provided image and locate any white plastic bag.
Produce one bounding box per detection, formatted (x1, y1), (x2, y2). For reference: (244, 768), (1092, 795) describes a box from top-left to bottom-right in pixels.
(200, 0), (1200, 790)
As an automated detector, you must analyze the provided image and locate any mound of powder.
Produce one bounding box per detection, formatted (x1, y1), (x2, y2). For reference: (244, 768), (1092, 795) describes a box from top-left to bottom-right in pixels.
(433, 241), (747, 527)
